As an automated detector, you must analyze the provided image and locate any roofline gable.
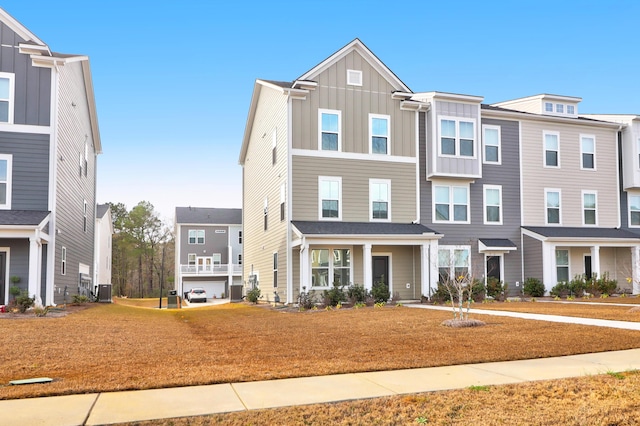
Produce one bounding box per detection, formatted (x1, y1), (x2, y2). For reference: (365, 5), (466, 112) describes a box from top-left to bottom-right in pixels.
(0, 7), (45, 46)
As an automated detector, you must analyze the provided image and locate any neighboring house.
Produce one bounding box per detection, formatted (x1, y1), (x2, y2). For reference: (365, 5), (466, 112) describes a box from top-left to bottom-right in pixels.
(490, 95), (639, 293)
(239, 39), (442, 304)
(412, 92), (523, 295)
(94, 204), (113, 289)
(174, 207), (242, 300)
(0, 8), (101, 306)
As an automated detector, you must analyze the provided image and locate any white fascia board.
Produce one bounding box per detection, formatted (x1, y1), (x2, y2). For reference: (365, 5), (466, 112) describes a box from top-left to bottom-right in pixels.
(0, 8), (45, 45)
(413, 91), (484, 104)
(482, 108), (623, 130)
(18, 43), (51, 56)
(493, 93), (582, 107)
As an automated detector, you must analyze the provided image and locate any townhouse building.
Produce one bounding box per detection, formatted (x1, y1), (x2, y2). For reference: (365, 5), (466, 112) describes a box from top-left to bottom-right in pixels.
(240, 39), (640, 301)
(174, 207), (242, 300)
(0, 8), (101, 306)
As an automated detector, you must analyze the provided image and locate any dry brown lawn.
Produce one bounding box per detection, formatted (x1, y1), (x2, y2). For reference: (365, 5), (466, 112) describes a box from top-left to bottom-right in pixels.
(131, 371), (640, 425)
(1, 299), (640, 403)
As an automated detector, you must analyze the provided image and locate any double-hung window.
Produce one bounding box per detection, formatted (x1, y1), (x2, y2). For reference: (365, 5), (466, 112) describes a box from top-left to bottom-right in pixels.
(556, 249), (569, 282)
(581, 135), (595, 170)
(544, 131), (560, 167)
(434, 185), (469, 223)
(629, 195), (640, 226)
(188, 229), (205, 244)
(319, 176), (341, 220)
(484, 185), (502, 224)
(187, 253), (196, 266)
(319, 109), (341, 151)
(61, 247), (67, 275)
(311, 248), (351, 288)
(280, 183), (286, 222)
(637, 139), (640, 169)
(0, 154), (12, 209)
(438, 246), (470, 283)
(483, 125), (501, 164)
(546, 190), (561, 224)
(370, 179), (390, 221)
(370, 114), (390, 155)
(0, 73), (14, 123)
(273, 252), (278, 288)
(439, 118), (476, 157)
(583, 191), (597, 225)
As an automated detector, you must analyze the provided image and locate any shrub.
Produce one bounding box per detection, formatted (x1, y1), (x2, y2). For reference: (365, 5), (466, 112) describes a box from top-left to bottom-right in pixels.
(323, 282), (347, 307)
(592, 272), (617, 296)
(33, 306), (49, 317)
(297, 286), (316, 310)
(523, 277), (545, 297)
(429, 283), (451, 303)
(568, 275), (588, 297)
(346, 284), (368, 304)
(485, 277), (509, 301)
(470, 279), (486, 302)
(246, 286), (261, 303)
(371, 279), (390, 303)
(15, 291), (34, 313)
(550, 281), (570, 298)
(72, 294), (90, 305)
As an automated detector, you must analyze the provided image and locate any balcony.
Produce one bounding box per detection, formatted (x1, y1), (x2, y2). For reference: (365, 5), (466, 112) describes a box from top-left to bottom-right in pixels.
(180, 264), (242, 277)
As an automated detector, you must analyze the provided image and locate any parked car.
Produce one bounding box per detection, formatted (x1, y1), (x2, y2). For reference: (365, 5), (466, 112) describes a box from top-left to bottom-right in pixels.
(187, 287), (207, 303)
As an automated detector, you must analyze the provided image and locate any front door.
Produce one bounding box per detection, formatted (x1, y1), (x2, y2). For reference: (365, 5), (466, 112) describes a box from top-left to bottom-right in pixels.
(0, 253), (5, 305)
(372, 256), (389, 287)
(487, 256), (501, 281)
(584, 255), (592, 279)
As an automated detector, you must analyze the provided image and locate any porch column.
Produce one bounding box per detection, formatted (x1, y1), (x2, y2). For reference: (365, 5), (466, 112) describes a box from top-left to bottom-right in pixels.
(420, 243), (429, 298)
(632, 246), (640, 295)
(300, 244), (309, 293)
(428, 240), (439, 295)
(590, 245), (601, 279)
(542, 242), (556, 294)
(227, 244), (233, 291)
(363, 243), (372, 291)
(28, 236), (41, 305)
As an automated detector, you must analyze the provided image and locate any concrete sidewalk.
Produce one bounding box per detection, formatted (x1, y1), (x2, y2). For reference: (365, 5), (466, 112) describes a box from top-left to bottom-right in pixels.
(3, 306), (640, 425)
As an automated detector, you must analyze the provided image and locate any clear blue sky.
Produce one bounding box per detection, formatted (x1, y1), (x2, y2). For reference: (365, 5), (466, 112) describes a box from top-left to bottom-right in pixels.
(3, 1), (639, 222)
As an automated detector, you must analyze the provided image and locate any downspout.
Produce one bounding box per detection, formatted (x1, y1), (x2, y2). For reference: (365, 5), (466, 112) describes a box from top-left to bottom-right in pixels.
(46, 61), (61, 305)
(286, 95), (294, 304)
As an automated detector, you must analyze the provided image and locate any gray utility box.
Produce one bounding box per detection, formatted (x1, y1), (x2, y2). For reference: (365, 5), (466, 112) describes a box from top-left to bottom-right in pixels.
(230, 285), (243, 302)
(97, 284), (112, 303)
(167, 293), (181, 309)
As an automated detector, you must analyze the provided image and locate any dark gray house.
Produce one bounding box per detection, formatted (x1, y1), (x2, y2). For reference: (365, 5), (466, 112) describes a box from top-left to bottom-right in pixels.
(0, 8), (101, 306)
(174, 207), (242, 301)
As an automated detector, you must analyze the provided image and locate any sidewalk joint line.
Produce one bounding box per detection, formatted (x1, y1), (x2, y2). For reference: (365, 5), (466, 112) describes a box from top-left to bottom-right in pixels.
(81, 393), (101, 426)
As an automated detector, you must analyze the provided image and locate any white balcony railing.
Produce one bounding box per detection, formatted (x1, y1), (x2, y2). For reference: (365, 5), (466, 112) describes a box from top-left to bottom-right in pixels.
(180, 264), (242, 276)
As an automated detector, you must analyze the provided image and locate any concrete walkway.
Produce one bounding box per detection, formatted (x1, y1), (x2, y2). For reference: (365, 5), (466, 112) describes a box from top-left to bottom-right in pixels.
(2, 306), (640, 426)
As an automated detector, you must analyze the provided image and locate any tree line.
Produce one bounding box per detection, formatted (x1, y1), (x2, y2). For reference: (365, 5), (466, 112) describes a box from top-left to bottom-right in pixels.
(108, 201), (174, 298)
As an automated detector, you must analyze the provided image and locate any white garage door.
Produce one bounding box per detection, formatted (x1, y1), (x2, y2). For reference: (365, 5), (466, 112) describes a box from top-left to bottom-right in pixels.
(184, 281), (226, 299)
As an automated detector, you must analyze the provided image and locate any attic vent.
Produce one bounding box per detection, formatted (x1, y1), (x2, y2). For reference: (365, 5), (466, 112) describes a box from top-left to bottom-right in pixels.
(347, 69), (362, 86)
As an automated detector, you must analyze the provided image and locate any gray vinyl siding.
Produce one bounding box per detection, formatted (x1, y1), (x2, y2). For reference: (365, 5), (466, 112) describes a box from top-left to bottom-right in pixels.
(179, 225), (231, 264)
(53, 61), (96, 298)
(522, 235), (543, 283)
(292, 156), (416, 223)
(420, 117), (522, 286)
(0, 22), (51, 126)
(0, 132), (49, 210)
(291, 50), (415, 158)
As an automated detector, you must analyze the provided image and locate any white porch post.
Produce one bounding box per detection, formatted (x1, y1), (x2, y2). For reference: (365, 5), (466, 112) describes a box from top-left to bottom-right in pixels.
(420, 243), (429, 298)
(429, 240), (439, 295)
(227, 244), (233, 291)
(590, 245), (601, 279)
(300, 244), (309, 294)
(632, 246), (640, 295)
(542, 242), (556, 294)
(363, 243), (372, 291)
(28, 236), (41, 303)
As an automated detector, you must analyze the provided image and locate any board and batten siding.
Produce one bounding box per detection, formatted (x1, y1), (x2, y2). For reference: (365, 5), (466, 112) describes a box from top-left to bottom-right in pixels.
(522, 235), (543, 282)
(242, 84), (289, 301)
(53, 61), (97, 303)
(291, 156), (416, 223)
(292, 50), (415, 158)
(0, 22), (51, 126)
(520, 120), (619, 227)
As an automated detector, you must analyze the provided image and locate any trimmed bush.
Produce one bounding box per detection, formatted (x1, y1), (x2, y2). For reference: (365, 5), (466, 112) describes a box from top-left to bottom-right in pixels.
(323, 282), (347, 307)
(15, 291), (34, 313)
(550, 281), (570, 298)
(486, 277), (508, 301)
(246, 286), (261, 303)
(523, 277), (545, 297)
(346, 284), (368, 304)
(371, 279), (390, 304)
(297, 286), (316, 310)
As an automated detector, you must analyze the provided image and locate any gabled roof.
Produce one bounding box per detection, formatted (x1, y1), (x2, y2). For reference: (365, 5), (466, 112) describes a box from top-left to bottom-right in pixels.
(522, 226), (640, 240)
(479, 238), (517, 248)
(175, 207), (242, 225)
(0, 8), (44, 45)
(96, 204), (110, 219)
(292, 221), (439, 236)
(0, 210), (49, 226)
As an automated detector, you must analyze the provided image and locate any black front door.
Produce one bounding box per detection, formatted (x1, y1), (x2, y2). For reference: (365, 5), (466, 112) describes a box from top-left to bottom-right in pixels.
(487, 256), (501, 281)
(372, 256), (389, 287)
(0, 252), (5, 305)
(585, 255), (592, 279)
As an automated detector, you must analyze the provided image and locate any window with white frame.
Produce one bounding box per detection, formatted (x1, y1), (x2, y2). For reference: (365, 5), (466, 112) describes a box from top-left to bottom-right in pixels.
(272, 128), (277, 165)
(187, 253), (196, 266)
(61, 246), (67, 275)
(238, 230), (242, 244)
(263, 197), (268, 231)
(370, 179), (390, 221)
(370, 114), (390, 155)
(583, 192), (597, 225)
(83, 200), (88, 232)
(84, 141), (89, 177)
(0, 154), (12, 209)
(238, 254), (242, 265)
(484, 185), (502, 224)
(280, 183), (285, 222)
(188, 229), (205, 244)
(311, 248), (351, 288)
(273, 252), (278, 288)
(438, 246), (470, 283)
(556, 249), (569, 282)
(629, 195), (640, 226)
(637, 139), (640, 169)
(546, 190), (561, 224)
(555, 104), (564, 114)
(319, 176), (341, 220)
(567, 105), (575, 115)
(0, 73), (14, 123)
(544, 102), (553, 113)
(581, 135), (595, 169)
(319, 109), (341, 151)
(439, 117), (476, 157)
(544, 132), (559, 167)
(347, 69), (362, 86)
(434, 184), (469, 223)
(483, 125), (501, 164)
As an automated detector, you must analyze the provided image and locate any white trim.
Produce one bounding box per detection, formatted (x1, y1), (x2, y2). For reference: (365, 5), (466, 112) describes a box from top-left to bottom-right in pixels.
(273, 251), (278, 288)
(629, 193), (640, 228)
(0, 153), (13, 209)
(545, 188), (562, 225)
(415, 110), (420, 222)
(437, 245), (472, 281)
(432, 182), (470, 224)
(483, 184), (503, 225)
(318, 108), (341, 152)
(580, 134), (596, 171)
(437, 116), (478, 159)
(0, 72), (15, 124)
(369, 178), (391, 222)
(346, 69), (362, 86)
(318, 176), (342, 221)
(369, 113), (390, 155)
(581, 190), (598, 226)
(484, 253), (504, 286)
(372, 251), (393, 298)
(0, 123), (51, 134)
(555, 248), (570, 283)
(291, 148), (416, 163)
(0, 247), (9, 305)
(61, 246), (67, 275)
(309, 246), (353, 290)
(482, 124), (501, 164)
(543, 130), (560, 168)
(287, 96), (293, 303)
